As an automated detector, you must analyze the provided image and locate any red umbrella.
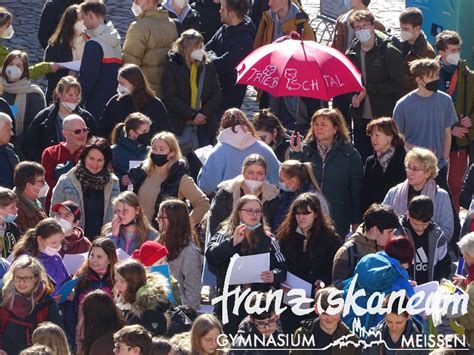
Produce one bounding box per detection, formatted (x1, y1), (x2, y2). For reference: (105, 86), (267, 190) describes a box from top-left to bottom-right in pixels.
(236, 35), (363, 100)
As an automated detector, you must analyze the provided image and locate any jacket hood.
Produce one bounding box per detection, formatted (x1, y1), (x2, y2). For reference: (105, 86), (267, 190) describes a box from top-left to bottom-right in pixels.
(86, 21), (121, 48)
(217, 125), (257, 150)
(269, 3), (299, 24)
(225, 16), (256, 36)
(65, 227), (86, 243)
(130, 272), (170, 317)
(217, 175), (279, 208)
(117, 131), (150, 155)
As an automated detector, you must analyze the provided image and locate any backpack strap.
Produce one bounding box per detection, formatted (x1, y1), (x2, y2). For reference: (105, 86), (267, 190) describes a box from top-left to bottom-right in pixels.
(346, 239), (360, 272)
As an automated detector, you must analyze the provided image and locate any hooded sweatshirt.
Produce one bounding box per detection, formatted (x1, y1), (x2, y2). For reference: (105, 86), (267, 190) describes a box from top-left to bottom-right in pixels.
(269, 3), (299, 40)
(38, 251), (71, 296)
(59, 227), (92, 257)
(197, 125), (281, 193)
(80, 21), (122, 119)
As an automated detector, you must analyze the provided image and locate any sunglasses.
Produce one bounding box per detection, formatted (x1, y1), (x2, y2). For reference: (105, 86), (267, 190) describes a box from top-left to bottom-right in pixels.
(65, 127), (89, 135)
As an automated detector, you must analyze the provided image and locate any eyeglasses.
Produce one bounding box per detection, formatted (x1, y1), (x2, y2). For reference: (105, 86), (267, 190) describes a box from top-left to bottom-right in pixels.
(113, 344), (131, 353)
(240, 209), (262, 216)
(65, 127), (89, 135)
(405, 166), (425, 173)
(254, 317), (278, 329)
(14, 275), (35, 283)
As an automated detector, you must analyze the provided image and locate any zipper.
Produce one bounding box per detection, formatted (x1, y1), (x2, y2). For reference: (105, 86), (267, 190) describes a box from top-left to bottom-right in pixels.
(321, 160), (326, 191)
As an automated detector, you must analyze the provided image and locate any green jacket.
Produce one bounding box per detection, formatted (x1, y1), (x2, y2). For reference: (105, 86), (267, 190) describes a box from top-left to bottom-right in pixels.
(0, 43), (51, 80)
(456, 280), (474, 347)
(452, 60), (474, 147)
(290, 137), (364, 237)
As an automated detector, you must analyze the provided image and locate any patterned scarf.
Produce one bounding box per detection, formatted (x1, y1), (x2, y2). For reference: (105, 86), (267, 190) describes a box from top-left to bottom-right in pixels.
(316, 141), (333, 162)
(9, 281), (46, 318)
(74, 161), (110, 191)
(376, 146), (396, 172)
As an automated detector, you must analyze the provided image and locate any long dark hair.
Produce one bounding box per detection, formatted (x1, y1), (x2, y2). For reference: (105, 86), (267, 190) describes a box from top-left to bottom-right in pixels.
(81, 290), (125, 354)
(277, 192), (339, 247)
(157, 199), (199, 261)
(115, 259), (147, 304)
(118, 64), (155, 110)
(48, 4), (80, 47)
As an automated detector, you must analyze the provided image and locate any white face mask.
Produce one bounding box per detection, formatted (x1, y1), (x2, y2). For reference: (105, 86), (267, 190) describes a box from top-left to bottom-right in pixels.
(174, 0), (187, 9)
(244, 179), (264, 193)
(5, 65), (23, 82)
(117, 84), (131, 97)
(355, 29), (372, 43)
(1, 25), (14, 39)
(56, 217), (73, 233)
(43, 245), (61, 257)
(400, 30), (414, 42)
(131, 2), (143, 17)
(38, 182), (50, 199)
(62, 101), (78, 112)
(191, 48), (205, 62)
(446, 52), (461, 66)
(74, 21), (86, 34)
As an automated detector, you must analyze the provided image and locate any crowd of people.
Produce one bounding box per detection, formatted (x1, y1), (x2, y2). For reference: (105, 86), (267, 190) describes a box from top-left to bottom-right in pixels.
(0, 0), (474, 354)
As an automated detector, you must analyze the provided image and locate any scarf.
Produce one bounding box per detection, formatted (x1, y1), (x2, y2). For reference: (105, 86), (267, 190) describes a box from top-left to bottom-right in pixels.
(9, 281), (46, 318)
(74, 161), (110, 191)
(190, 62), (199, 110)
(316, 141), (333, 162)
(392, 179), (437, 216)
(376, 146), (396, 172)
(1, 77), (45, 135)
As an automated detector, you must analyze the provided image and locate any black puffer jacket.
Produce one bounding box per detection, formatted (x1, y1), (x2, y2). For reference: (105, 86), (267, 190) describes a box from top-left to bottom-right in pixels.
(205, 16), (255, 111)
(161, 52), (222, 137)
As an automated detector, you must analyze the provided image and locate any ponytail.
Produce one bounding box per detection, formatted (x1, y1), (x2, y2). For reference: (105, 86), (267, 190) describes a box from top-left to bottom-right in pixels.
(281, 159), (322, 193)
(13, 229), (40, 258)
(110, 123), (125, 145)
(302, 162), (321, 193)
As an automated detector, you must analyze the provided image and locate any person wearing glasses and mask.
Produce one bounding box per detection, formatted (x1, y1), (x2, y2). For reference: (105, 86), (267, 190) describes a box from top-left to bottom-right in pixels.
(206, 195), (287, 334)
(13, 162), (48, 234)
(23, 76), (96, 163)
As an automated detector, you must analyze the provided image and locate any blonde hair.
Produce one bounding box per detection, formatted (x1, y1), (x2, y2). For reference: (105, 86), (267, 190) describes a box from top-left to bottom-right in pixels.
(52, 75), (81, 104)
(32, 322), (70, 355)
(405, 147), (439, 180)
(305, 108), (350, 144)
(190, 314), (224, 355)
(143, 131), (183, 174)
(169, 29), (208, 68)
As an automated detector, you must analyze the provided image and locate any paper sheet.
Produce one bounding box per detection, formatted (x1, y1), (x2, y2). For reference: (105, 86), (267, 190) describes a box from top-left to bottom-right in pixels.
(281, 272), (312, 308)
(147, 264), (174, 303)
(63, 252), (88, 275)
(116, 248), (130, 261)
(413, 281), (440, 310)
(58, 60), (81, 71)
(228, 253), (270, 285)
(57, 278), (79, 303)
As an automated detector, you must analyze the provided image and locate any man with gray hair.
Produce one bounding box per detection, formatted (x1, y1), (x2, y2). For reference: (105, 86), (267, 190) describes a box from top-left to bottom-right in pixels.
(0, 113), (19, 189)
(41, 114), (88, 211)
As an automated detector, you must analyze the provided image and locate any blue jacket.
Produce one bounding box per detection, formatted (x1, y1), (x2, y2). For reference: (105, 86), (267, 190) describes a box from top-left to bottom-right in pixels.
(0, 144), (19, 189)
(107, 229), (158, 255)
(38, 252), (71, 296)
(342, 251), (415, 335)
(111, 133), (150, 190)
(80, 22), (122, 120)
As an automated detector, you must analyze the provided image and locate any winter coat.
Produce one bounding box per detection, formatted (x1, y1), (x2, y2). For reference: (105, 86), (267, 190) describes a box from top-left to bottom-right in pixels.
(254, 3), (315, 49)
(51, 166), (120, 230)
(208, 175), (280, 236)
(108, 229), (158, 255)
(23, 103), (97, 162)
(123, 9), (178, 98)
(290, 136), (364, 237)
(191, 0), (222, 43)
(0, 144), (19, 189)
(460, 163), (474, 210)
(37, 0), (82, 49)
(0, 221), (20, 258)
(1, 91), (46, 137)
(13, 189), (47, 234)
(346, 30), (404, 118)
(396, 216), (452, 283)
(290, 318), (360, 355)
(361, 145), (406, 214)
(401, 31), (436, 95)
(161, 1), (201, 32)
(59, 227), (92, 257)
(205, 16), (255, 111)
(363, 317), (426, 355)
(119, 273), (170, 335)
(0, 290), (63, 355)
(341, 251), (415, 333)
(383, 181), (454, 242)
(111, 133), (150, 190)
(0, 98), (13, 120)
(197, 125), (281, 194)
(332, 224), (385, 287)
(280, 227), (342, 289)
(38, 252), (71, 296)
(99, 93), (171, 139)
(80, 22), (122, 120)
(44, 42), (73, 103)
(167, 240), (203, 310)
(161, 52), (222, 137)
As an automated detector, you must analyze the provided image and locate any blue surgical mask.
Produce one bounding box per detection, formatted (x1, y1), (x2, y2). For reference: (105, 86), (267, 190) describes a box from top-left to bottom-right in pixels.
(246, 223), (262, 231)
(278, 181), (292, 192)
(2, 213), (17, 223)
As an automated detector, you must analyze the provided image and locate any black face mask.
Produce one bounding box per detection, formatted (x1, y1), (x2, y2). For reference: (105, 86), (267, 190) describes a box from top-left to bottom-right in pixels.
(121, 219), (136, 227)
(424, 79), (439, 92)
(151, 153), (169, 167)
(136, 132), (151, 145)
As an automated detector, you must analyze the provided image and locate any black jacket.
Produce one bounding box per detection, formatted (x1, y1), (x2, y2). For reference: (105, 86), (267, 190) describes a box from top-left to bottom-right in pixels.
(99, 94), (172, 139)
(38, 0), (83, 49)
(22, 103), (97, 162)
(206, 16), (256, 111)
(460, 163), (474, 210)
(0, 221), (20, 258)
(191, 0), (221, 43)
(346, 30), (404, 118)
(161, 52), (222, 137)
(0, 144), (19, 189)
(166, 7), (201, 33)
(44, 42), (73, 103)
(361, 145), (406, 214)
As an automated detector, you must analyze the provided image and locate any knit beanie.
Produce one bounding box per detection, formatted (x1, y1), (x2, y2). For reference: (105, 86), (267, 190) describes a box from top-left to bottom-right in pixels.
(132, 241), (169, 266)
